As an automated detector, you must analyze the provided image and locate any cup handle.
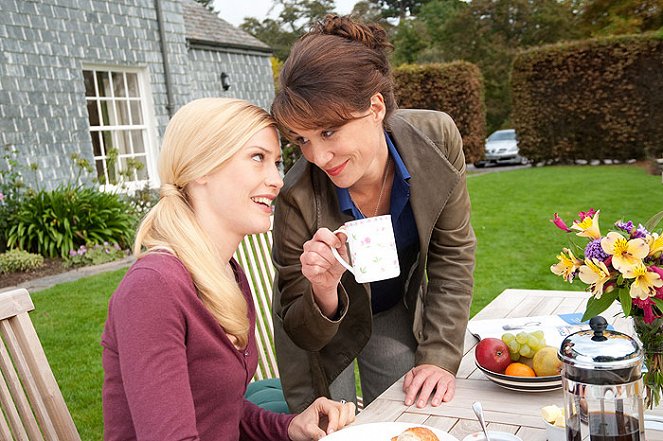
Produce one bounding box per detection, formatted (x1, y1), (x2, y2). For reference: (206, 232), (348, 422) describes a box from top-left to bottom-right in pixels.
(330, 227), (354, 275)
(330, 246), (354, 274)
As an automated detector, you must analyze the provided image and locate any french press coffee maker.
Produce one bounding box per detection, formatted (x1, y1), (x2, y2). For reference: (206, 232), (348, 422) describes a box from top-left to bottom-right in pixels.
(559, 316), (645, 441)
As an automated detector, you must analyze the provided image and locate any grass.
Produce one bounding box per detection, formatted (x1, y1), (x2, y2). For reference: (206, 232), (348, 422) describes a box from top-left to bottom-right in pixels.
(26, 164), (662, 439)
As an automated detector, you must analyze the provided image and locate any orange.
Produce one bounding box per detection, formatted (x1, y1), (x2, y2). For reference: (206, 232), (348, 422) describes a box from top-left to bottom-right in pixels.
(504, 362), (536, 377)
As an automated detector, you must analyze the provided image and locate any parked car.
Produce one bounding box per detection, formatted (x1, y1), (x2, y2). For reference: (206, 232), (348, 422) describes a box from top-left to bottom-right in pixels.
(474, 129), (528, 168)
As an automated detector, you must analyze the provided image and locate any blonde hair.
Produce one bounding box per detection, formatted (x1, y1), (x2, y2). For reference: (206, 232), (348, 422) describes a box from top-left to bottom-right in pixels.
(134, 98), (275, 348)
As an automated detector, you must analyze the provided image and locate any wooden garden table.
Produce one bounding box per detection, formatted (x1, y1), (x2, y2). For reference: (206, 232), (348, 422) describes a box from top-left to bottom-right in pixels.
(352, 289), (663, 440)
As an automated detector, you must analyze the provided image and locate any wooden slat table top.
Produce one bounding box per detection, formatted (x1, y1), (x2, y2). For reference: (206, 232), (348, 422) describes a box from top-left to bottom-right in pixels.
(353, 289), (663, 440)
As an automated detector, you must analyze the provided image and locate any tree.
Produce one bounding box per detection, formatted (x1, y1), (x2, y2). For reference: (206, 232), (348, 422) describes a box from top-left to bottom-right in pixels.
(241, 0), (337, 61)
(574, 0), (663, 36)
(410, 0), (582, 131)
(367, 0), (433, 19)
(194, 0), (216, 12)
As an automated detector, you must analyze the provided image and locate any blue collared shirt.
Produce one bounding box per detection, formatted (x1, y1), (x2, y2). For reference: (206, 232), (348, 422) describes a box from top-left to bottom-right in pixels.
(335, 132), (420, 313)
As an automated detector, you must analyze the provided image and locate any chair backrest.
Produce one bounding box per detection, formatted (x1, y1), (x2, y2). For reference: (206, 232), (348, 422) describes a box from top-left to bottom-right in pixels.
(233, 226), (279, 381)
(0, 288), (81, 441)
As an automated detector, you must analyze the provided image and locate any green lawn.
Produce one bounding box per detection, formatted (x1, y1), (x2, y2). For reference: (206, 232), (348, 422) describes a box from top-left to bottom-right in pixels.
(28, 164), (662, 439)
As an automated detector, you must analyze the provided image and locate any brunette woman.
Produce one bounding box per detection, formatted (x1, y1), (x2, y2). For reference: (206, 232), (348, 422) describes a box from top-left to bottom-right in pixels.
(270, 16), (476, 412)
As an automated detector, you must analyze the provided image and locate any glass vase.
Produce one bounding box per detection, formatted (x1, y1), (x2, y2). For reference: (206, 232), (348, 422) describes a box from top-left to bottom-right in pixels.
(633, 316), (663, 409)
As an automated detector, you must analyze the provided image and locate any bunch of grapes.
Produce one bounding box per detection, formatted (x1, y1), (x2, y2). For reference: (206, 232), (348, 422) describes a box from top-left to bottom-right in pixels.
(501, 331), (546, 361)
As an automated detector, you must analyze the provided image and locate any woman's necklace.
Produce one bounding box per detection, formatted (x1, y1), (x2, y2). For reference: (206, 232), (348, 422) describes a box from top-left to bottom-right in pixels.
(351, 157), (392, 218)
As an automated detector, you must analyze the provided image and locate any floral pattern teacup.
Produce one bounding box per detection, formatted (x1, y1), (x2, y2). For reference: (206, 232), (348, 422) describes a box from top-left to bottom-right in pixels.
(330, 215), (400, 284)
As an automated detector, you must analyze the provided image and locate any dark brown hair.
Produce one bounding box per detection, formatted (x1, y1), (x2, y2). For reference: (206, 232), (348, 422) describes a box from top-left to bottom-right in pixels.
(272, 15), (396, 140)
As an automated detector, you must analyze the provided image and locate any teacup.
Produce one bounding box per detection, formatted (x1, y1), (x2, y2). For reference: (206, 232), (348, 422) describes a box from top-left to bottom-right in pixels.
(330, 215), (400, 284)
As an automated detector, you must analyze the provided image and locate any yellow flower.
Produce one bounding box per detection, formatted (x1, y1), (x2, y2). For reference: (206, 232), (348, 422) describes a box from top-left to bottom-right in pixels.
(551, 248), (582, 282)
(578, 258), (612, 299)
(647, 233), (663, 257)
(570, 210), (601, 240)
(623, 263), (663, 300)
(600, 231), (649, 273)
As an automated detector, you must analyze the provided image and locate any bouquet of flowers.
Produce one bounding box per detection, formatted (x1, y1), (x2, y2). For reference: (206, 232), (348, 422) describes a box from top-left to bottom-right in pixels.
(550, 208), (663, 408)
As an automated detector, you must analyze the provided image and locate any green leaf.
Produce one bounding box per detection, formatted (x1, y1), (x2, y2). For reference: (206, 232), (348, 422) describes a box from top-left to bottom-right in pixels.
(653, 298), (663, 313)
(582, 290), (619, 321)
(618, 288), (632, 317)
(645, 210), (663, 232)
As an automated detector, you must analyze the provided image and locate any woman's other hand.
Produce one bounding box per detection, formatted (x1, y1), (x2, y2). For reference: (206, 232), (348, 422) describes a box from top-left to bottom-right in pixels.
(403, 364), (456, 408)
(288, 397), (356, 440)
(300, 228), (348, 317)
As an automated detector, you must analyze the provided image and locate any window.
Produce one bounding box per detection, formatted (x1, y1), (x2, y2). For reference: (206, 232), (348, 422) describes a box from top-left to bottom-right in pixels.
(83, 68), (155, 188)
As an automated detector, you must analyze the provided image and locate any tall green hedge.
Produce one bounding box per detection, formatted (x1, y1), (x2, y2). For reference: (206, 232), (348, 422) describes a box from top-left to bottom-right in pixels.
(512, 33), (663, 163)
(394, 61), (486, 164)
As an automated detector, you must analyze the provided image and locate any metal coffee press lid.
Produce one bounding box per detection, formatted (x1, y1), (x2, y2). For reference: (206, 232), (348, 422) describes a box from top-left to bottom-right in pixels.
(558, 316), (643, 384)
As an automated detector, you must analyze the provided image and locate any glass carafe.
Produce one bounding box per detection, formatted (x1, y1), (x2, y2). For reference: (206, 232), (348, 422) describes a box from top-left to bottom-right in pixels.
(559, 316), (645, 441)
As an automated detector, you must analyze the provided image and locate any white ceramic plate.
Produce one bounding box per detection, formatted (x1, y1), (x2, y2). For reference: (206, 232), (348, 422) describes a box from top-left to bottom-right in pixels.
(475, 362), (562, 392)
(321, 422), (459, 441)
(462, 430), (523, 441)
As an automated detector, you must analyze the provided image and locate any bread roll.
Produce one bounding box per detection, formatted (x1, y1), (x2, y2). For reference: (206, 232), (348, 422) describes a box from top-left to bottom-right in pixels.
(390, 426), (441, 441)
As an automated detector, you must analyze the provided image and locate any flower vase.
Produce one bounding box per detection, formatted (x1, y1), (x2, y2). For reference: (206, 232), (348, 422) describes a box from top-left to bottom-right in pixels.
(633, 316), (663, 409)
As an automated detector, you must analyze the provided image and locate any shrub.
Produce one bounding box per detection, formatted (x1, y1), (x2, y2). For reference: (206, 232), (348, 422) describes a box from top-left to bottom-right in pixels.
(64, 242), (129, 268)
(512, 33), (663, 163)
(7, 185), (137, 258)
(393, 61), (486, 164)
(0, 249), (44, 273)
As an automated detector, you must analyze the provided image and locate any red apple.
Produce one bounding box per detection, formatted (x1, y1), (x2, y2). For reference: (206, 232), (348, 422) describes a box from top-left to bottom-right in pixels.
(475, 338), (511, 373)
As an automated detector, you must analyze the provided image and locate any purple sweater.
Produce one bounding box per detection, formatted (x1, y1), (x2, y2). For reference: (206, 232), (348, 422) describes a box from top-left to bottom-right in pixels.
(102, 252), (295, 441)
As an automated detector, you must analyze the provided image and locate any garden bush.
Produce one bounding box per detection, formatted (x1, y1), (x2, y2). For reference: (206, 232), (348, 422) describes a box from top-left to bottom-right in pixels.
(0, 249), (44, 273)
(512, 32), (663, 163)
(393, 61), (486, 164)
(7, 185), (137, 258)
(65, 242), (129, 268)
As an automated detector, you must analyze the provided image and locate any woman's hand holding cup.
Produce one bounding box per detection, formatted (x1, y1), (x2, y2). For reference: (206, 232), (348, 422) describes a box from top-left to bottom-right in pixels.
(300, 228), (350, 317)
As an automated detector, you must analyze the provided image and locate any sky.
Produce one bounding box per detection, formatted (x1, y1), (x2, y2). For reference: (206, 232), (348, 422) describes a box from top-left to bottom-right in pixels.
(213, 0), (359, 27)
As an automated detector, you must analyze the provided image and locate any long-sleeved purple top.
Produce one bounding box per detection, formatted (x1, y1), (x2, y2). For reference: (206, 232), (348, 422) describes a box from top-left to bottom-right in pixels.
(101, 252), (295, 440)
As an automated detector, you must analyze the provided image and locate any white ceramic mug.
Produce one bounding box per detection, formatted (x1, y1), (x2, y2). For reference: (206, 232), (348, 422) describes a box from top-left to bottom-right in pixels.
(330, 215), (400, 284)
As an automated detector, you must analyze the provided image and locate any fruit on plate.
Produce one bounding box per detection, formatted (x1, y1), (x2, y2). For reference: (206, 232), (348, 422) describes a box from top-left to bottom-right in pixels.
(475, 338), (511, 373)
(532, 346), (563, 377)
(504, 362), (536, 377)
(541, 404), (565, 427)
(502, 330), (546, 361)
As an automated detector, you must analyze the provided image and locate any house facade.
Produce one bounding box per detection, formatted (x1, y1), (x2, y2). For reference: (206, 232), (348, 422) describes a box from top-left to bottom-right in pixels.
(0, 0), (274, 190)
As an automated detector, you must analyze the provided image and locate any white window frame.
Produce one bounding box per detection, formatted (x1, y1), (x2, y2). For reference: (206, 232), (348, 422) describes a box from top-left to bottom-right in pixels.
(82, 65), (159, 192)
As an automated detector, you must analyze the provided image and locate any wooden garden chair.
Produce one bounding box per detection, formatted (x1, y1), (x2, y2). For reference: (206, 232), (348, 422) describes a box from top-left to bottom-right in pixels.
(234, 221), (363, 410)
(0, 288), (81, 440)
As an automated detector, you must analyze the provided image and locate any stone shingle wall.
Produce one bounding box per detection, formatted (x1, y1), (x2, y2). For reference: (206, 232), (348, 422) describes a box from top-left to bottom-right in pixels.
(0, 0), (274, 189)
(187, 48), (274, 110)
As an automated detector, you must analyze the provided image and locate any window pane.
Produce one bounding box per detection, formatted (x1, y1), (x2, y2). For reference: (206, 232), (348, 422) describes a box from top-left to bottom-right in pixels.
(129, 101), (142, 125)
(95, 159), (106, 184)
(96, 71), (111, 97)
(83, 70), (95, 97)
(116, 131), (130, 156)
(91, 131), (103, 157)
(135, 155), (148, 180)
(87, 100), (100, 127)
(126, 73), (139, 97)
(100, 101), (110, 126)
(102, 131), (114, 154)
(131, 130), (145, 154)
(115, 101), (130, 126)
(112, 72), (126, 97)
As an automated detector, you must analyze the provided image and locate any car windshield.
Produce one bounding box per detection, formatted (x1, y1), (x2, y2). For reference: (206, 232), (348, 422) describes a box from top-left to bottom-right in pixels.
(488, 130), (515, 142)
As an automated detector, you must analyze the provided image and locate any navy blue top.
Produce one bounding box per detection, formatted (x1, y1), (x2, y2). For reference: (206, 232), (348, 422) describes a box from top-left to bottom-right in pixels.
(335, 132), (420, 313)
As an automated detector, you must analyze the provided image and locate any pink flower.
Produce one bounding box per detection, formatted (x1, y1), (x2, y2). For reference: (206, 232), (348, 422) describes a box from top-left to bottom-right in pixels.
(551, 213), (571, 232)
(578, 208), (597, 221)
(0, 192), (4, 202)
(650, 266), (663, 296)
(633, 297), (660, 324)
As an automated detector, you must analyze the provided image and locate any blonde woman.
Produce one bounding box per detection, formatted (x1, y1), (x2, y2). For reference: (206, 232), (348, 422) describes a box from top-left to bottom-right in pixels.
(101, 98), (355, 441)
